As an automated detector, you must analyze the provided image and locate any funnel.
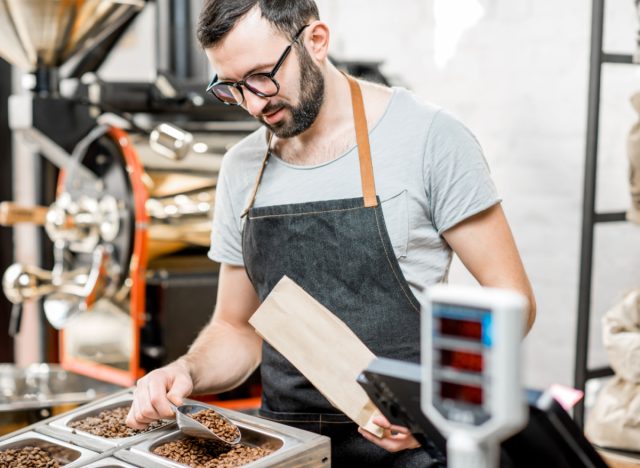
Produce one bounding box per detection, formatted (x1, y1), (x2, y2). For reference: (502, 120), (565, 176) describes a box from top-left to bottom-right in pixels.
(0, 0), (144, 72)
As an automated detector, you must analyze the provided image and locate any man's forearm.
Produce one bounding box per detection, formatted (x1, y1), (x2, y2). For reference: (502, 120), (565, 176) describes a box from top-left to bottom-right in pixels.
(176, 318), (262, 395)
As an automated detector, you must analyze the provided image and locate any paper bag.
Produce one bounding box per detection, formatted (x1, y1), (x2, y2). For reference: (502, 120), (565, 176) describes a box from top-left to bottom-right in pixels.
(585, 289), (640, 451)
(249, 276), (384, 437)
(585, 377), (640, 452)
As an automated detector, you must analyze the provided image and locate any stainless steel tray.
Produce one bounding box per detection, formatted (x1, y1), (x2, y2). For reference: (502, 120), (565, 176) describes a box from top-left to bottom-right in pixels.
(119, 405), (330, 467)
(41, 392), (174, 452)
(0, 363), (122, 412)
(0, 430), (100, 467)
(123, 429), (280, 467)
(5, 388), (330, 466)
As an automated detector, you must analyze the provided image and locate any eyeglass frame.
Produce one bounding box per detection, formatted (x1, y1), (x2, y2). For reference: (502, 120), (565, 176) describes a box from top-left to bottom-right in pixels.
(205, 24), (310, 106)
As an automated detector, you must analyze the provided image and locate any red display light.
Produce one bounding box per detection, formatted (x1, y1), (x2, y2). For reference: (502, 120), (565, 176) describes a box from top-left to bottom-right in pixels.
(440, 349), (483, 373)
(440, 381), (483, 406)
(439, 317), (482, 340)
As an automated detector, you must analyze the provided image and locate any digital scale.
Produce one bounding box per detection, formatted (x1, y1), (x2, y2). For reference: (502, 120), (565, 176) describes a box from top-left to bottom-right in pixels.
(359, 285), (609, 468)
(421, 285), (528, 468)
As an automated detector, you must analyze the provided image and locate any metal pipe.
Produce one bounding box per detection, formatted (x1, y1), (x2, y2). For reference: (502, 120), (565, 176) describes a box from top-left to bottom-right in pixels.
(0, 58), (14, 360)
(18, 127), (98, 186)
(33, 66), (59, 97)
(171, 0), (192, 80)
(574, 0), (605, 429)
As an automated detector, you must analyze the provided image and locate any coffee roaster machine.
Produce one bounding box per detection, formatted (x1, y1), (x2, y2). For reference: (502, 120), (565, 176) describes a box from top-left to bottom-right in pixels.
(0, 0), (394, 393)
(0, 0), (260, 388)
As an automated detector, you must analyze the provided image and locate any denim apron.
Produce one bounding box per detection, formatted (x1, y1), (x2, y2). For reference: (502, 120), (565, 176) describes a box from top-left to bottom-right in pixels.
(241, 76), (434, 467)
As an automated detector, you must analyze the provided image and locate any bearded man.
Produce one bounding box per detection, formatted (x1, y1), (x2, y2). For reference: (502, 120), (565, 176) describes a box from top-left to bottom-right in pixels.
(127, 1), (536, 466)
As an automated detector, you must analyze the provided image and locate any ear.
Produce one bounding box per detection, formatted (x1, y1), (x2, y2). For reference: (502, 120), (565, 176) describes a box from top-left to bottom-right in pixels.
(305, 20), (330, 62)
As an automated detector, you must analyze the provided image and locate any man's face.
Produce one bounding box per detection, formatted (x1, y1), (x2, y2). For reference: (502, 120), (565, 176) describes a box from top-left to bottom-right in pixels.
(205, 9), (324, 138)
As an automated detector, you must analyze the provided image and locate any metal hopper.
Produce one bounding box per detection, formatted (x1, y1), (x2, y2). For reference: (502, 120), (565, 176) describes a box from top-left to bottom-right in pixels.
(0, 0), (144, 72)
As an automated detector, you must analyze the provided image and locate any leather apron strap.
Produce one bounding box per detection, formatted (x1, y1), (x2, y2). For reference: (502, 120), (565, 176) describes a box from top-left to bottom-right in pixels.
(241, 132), (274, 218)
(241, 74), (377, 217)
(346, 74), (377, 208)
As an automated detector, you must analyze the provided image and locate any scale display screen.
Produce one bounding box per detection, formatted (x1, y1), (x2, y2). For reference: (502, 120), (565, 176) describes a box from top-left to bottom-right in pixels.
(439, 349), (484, 373)
(439, 317), (482, 340)
(431, 302), (491, 424)
(440, 381), (483, 406)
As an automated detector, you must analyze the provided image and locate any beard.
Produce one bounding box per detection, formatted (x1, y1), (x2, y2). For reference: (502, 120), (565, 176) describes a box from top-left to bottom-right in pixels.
(260, 46), (325, 138)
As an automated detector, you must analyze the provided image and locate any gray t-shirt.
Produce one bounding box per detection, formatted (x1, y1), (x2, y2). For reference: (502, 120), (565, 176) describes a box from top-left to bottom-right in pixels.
(208, 87), (500, 305)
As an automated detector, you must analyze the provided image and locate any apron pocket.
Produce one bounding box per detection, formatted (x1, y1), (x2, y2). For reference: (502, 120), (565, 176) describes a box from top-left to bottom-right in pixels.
(380, 190), (409, 258)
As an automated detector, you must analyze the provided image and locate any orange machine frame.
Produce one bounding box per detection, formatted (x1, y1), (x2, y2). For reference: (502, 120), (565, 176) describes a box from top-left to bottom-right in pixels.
(59, 127), (148, 387)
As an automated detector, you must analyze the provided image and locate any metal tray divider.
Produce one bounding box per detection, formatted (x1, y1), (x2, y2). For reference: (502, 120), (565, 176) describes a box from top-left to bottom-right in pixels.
(81, 456), (139, 467)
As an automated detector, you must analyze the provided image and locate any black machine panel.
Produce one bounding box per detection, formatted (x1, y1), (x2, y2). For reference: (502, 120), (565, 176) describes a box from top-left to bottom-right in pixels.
(142, 258), (218, 369)
(359, 358), (609, 468)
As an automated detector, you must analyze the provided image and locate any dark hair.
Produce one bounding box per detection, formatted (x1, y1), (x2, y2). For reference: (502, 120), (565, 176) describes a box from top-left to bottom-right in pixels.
(197, 0), (320, 49)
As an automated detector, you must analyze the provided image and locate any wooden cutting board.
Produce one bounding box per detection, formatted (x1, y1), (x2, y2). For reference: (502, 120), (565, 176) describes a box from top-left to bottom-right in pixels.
(249, 276), (384, 437)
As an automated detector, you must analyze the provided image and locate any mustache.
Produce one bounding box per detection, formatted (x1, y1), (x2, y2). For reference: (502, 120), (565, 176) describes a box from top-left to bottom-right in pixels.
(261, 101), (290, 116)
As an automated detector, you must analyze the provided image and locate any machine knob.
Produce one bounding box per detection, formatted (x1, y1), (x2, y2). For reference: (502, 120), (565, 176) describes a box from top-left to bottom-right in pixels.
(2, 246), (113, 329)
(2, 263), (57, 305)
(45, 193), (120, 251)
(149, 123), (193, 161)
(45, 194), (100, 248)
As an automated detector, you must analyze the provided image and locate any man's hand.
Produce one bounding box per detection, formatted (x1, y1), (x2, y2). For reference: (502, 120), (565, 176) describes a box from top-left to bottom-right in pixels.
(126, 360), (193, 429)
(358, 415), (421, 452)
(125, 264), (261, 431)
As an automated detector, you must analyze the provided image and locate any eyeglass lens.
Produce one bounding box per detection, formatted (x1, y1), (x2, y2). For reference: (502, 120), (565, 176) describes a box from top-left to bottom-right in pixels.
(212, 74), (280, 105)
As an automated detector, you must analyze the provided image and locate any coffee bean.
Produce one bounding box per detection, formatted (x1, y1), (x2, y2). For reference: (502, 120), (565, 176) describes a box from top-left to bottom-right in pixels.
(0, 446), (60, 467)
(68, 405), (167, 438)
(153, 438), (272, 467)
(190, 409), (240, 444)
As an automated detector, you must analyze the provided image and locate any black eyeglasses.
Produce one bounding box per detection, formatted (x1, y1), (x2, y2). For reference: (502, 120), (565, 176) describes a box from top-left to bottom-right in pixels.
(206, 24), (309, 106)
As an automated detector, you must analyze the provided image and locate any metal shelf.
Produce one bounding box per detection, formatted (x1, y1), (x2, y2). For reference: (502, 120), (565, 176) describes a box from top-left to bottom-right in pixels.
(586, 366), (614, 380)
(574, 0), (637, 429)
(602, 52), (634, 64)
(593, 211), (627, 223)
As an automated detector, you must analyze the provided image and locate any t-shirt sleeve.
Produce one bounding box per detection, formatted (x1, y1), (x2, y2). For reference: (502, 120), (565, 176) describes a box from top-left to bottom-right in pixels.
(208, 157), (245, 266)
(424, 110), (501, 235)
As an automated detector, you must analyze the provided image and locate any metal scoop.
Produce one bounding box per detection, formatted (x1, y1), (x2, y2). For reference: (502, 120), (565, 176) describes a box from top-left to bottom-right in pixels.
(171, 403), (241, 445)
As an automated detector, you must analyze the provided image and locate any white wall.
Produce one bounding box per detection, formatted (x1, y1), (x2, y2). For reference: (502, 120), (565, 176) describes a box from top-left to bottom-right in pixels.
(314, 0), (640, 389)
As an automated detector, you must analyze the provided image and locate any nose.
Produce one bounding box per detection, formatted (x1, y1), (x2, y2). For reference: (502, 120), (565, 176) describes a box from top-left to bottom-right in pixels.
(243, 91), (269, 117)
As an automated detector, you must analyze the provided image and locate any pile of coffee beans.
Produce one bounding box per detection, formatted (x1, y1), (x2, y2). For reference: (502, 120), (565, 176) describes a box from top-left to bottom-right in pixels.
(190, 409), (240, 443)
(0, 446), (60, 467)
(153, 438), (271, 467)
(68, 405), (166, 438)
